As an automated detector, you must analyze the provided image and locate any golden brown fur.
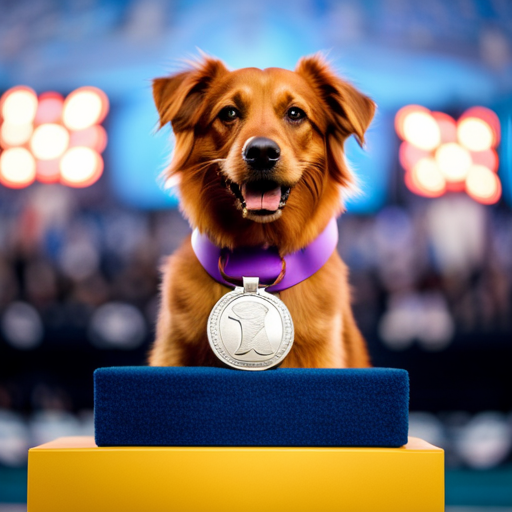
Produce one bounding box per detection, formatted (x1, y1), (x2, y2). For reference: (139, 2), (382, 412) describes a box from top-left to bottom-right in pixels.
(149, 54), (375, 368)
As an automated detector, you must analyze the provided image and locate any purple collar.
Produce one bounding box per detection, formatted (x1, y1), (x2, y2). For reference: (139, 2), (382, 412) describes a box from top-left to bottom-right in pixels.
(191, 218), (338, 293)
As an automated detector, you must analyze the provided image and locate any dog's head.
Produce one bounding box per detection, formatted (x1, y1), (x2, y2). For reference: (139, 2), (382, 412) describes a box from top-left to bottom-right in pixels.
(153, 54), (375, 253)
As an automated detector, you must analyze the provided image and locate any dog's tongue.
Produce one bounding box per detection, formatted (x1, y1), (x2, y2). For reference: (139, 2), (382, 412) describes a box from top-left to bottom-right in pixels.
(242, 184), (281, 211)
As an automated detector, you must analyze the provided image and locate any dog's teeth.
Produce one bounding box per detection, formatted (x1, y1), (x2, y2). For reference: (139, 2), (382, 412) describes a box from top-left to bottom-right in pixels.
(277, 187), (291, 209)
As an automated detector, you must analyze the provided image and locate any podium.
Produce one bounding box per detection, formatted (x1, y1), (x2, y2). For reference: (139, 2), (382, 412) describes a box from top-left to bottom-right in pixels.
(27, 367), (444, 511)
(28, 436), (444, 512)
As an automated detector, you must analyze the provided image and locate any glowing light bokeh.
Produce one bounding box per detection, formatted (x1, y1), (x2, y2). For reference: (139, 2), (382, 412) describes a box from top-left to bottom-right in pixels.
(410, 158), (446, 197)
(457, 117), (494, 152)
(69, 125), (107, 153)
(470, 149), (498, 172)
(461, 106), (500, 144)
(399, 141), (428, 171)
(36, 159), (61, 184)
(30, 123), (70, 160)
(395, 105), (429, 140)
(60, 146), (103, 187)
(466, 165), (502, 205)
(0, 147), (36, 188)
(396, 104), (501, 204)
(0, 85), (108, 189)
(0, 87), (38, 125)
(0, 122), (33, 147)
(432, 112), (457, 143)
(62, 87), (109, 131)
(435, 143), (472, 182)
(402, 111), (441, 151)
(35, 92), (64, 124)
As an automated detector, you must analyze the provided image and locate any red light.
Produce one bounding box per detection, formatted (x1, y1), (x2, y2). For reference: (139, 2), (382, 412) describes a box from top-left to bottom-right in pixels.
(399, 142), (428, 172)
(60, 147), (103, 187)
(405, 168), (445, 198)
(0, 122), (32, 148)
(0, 86), (38, 125)
(30, 123), (69, 160)
(466, 165), (501, 205)
(395, 105), (429, 140)
(459, 107), (500, 146)
(62, 87), (109, 131)
(470, 149), (498, 173)
(432, 112), (457, 143)
(407, 158), (446, 198)
(0, 147), (36, 188)
(69, 125), (107, 153)
(397, 108), (441, 151)
(458, 117), (495, 152)
(396, 104), (501, 204)
(36, 159), (61, 184)
(35, 92), (64, 124)
(435, 143), (472, 182)
(0, 85), (109, 189)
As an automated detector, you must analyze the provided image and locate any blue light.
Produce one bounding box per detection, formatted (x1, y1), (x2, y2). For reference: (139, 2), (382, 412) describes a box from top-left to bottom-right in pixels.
(501, 112), (512, 207)
(107, 95), (178, 209)
(344, 110), (394, 214)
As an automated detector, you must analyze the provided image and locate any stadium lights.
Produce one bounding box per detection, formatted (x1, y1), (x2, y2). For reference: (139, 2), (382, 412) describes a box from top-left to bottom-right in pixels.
(0, 147), (36, 188)
(0, 86), (109, 189)
(395, 105), (501, 205)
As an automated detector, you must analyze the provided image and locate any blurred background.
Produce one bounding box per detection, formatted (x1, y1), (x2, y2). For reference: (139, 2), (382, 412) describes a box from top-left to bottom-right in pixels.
(0, 0), (511, 510)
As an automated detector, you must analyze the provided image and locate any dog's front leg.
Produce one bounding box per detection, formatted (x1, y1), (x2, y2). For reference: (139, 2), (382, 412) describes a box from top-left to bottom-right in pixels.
(149, 240), (229, 367)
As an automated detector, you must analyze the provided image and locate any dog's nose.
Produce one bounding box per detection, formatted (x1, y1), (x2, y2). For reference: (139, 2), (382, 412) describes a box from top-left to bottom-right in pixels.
(242, 137), (281, 171)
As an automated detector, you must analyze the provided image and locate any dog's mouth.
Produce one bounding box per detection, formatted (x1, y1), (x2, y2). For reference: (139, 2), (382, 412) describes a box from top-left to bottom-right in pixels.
(227, 179), (291, 222)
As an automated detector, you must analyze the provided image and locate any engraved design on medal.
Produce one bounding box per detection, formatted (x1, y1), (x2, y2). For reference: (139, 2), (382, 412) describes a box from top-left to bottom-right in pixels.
(229, 302), (273, 356)
(220, 296), (282, 362)
(207, 277), (294, 371)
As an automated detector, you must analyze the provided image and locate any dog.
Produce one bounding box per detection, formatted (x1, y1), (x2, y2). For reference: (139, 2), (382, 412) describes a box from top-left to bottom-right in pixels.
(149, 54), (374, 368)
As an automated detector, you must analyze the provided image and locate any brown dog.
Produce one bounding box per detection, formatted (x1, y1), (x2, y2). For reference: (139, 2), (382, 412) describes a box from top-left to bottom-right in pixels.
(149, 54), (374, 368)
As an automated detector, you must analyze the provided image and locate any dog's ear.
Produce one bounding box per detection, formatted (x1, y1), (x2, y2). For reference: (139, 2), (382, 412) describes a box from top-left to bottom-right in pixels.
(153, 56), (228, 176)
(296, 54), (375, 187)
(295, 54), (375, 147)
(153, 56), (229, 132)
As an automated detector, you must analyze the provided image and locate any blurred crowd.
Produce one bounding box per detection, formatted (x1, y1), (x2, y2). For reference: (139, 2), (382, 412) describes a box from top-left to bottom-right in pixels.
(340, 193), (512, 350)
(0, 183), (189, 352)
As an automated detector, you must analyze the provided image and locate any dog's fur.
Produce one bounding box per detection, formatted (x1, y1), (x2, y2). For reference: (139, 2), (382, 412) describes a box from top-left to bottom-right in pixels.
(149, 54), (374, 368)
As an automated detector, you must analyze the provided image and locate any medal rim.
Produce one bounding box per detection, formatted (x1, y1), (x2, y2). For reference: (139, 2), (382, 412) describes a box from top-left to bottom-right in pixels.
(207, 288), (294, 371)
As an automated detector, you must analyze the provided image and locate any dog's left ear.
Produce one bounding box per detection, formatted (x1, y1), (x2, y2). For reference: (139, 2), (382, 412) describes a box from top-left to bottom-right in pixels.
(153, 56), (229, 132)
(153, 56), (229, 176)
(295, 54), (375, 147)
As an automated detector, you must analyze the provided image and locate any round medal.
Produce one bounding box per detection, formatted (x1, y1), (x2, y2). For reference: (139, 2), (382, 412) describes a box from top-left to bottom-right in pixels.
(207, 277), (294, 370)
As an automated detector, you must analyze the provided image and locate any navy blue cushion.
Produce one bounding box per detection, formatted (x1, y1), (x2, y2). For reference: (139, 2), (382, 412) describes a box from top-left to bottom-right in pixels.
(94, 367), (409, 447)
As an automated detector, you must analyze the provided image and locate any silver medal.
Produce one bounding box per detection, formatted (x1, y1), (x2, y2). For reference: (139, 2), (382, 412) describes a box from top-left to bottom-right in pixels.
(207, 277), (294, 370)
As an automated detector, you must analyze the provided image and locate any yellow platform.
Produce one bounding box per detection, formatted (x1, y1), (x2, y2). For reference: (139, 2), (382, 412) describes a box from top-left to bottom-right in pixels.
(28, 436), (444, 512)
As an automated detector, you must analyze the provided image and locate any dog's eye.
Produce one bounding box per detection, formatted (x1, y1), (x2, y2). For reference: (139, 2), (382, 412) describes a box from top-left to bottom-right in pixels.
(218, 106), (240, 122)
(286, 107), (306, 122)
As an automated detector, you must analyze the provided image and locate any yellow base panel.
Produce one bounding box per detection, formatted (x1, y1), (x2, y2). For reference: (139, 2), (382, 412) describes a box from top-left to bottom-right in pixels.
(28, 436), (444, 512)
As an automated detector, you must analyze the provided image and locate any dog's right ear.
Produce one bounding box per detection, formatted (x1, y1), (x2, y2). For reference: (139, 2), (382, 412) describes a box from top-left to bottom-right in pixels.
(295, 54), (375, 147)
(153, 57), (229, 132)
